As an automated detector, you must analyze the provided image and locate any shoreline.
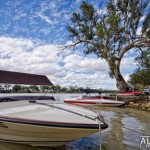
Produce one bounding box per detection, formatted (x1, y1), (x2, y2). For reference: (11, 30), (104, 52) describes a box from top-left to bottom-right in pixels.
(104, 95), (150, 112)
(126, 100), (150, 112)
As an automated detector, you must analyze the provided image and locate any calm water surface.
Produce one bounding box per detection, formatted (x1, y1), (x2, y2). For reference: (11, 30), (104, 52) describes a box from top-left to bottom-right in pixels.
(0, 93), (150, 150)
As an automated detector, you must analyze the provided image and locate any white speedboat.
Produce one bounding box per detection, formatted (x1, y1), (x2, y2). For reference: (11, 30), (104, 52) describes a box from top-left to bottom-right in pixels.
(64, 96), (125, 107)
(0, 100), (108, 147)
(0, 70), (108, 147)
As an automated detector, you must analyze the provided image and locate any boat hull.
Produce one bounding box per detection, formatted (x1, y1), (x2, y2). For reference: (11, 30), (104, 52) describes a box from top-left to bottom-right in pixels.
(64, 98), (125, 107)
(117, 92), (142, 96)
(64, 102), (124, 107)
(0, 120), (102, 146)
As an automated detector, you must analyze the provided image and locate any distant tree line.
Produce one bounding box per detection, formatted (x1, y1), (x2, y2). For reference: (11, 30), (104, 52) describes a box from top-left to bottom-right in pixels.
(0, 84), (118, 94)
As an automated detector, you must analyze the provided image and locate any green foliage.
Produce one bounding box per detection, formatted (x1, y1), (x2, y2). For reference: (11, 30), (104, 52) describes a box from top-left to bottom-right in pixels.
(129, 68), (150, 87)
(67, 0), (150, 68)
(52, 85), (116, 93)
(29, 86), (40, 92)
(8, 84), (118, 93)
(135, 48), (150, 69)
(53, 85), (62, 92)
(40, 86), (52, 92)
(142, 13), (150, 39)
(130, 48), (150, 88)
(21, 86), (31, 93)
(12, 85), (40, 93)
(12, 85), (22, 93)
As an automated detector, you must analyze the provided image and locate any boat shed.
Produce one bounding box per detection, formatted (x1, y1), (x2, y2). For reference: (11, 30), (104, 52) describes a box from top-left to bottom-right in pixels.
(0, 70), (53, 86)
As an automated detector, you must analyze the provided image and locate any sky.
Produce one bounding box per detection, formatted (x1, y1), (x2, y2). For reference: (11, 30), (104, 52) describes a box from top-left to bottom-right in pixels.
(0, 0), (143, 90)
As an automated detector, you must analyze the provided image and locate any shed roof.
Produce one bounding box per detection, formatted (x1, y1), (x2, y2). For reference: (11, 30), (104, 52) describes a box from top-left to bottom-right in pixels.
(0, 70), (53, 86)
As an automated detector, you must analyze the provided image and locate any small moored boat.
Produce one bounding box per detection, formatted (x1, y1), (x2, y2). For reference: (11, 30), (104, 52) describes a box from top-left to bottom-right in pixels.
(117, 91), (143, 96)
(64, 95), (125, 107)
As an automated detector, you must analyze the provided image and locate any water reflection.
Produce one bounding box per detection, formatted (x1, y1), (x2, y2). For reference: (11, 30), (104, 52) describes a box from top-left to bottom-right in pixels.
(0, 93), (149, 150)
(103, 112), (126, 150)
(99, 107), (150, 150)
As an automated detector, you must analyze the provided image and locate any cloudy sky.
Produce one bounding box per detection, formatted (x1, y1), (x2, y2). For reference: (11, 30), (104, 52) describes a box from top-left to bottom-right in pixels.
(0, 0), (142, 89)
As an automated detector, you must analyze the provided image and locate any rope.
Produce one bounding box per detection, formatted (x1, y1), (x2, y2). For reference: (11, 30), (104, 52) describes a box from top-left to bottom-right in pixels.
(97, 117), (102, 150)
(29, 100), (101, 121)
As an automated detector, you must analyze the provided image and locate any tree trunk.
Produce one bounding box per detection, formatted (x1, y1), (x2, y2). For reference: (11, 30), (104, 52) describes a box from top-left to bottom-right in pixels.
(107, 58), (130, 91)
(114, 72), (129, 92)
(113, 61), (129, 92)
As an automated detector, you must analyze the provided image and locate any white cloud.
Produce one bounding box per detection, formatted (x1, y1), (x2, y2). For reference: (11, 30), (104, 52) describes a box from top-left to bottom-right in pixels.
(0, 36), (61, 75)
(37, 13), (56, 25)
(35, 0), (68, 26)
(124, 74), (130, 82)
(121, 57), (137, 70)
(64, 54), (108, 72)
(13, 12), (27, 20)
(97, 8), (107, 15)
(136, 26), (142, 35)
(140, 16), (146, 22)
(0, 36), (135, 90)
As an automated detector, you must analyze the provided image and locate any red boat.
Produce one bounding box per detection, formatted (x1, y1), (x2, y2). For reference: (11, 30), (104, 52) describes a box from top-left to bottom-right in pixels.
(117, 91), (143, 96)
(64, 95), (125, 107)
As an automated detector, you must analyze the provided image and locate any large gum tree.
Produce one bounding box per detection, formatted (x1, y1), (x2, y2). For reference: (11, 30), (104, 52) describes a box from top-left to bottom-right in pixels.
(66, 0), (150, 91)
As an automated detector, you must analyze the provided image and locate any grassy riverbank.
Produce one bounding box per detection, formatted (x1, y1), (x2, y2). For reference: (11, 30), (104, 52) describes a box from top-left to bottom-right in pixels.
(104, 95), (150, 112)
(127, 100), (150, 111)
(123, 95), (150, 111)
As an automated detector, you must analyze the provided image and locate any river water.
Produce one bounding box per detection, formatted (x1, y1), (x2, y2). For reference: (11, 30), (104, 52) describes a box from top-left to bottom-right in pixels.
(0, 93), (150, 150)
